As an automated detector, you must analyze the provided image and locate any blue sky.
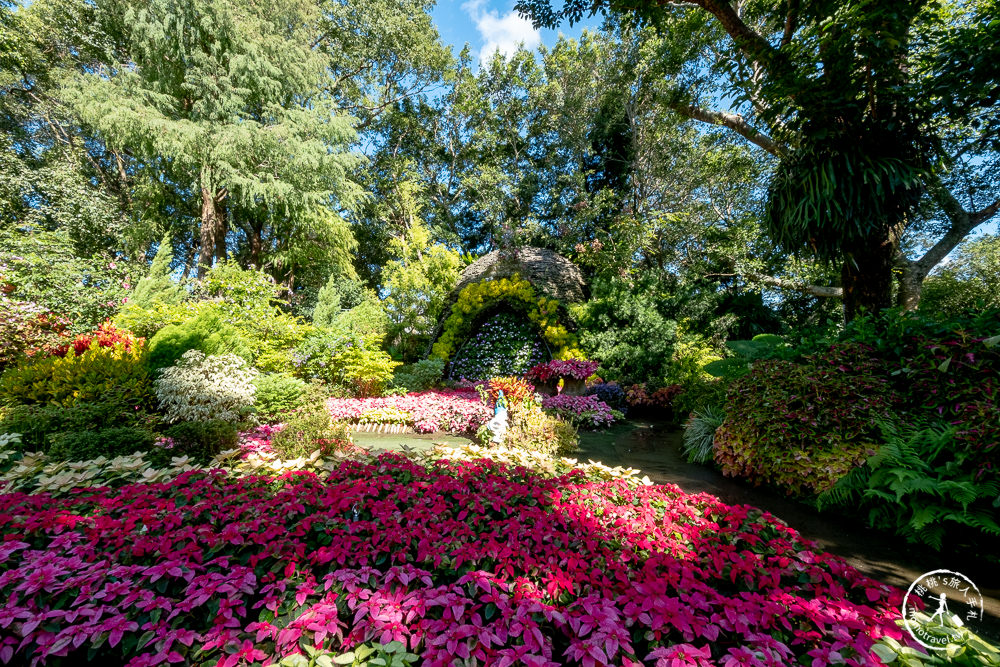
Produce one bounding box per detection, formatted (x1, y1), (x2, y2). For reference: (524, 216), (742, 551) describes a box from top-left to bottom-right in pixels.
(430, 0), (598, 65)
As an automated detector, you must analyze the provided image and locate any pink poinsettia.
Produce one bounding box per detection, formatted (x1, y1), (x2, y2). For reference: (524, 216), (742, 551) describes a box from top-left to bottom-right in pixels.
(0, 455), (912, 666)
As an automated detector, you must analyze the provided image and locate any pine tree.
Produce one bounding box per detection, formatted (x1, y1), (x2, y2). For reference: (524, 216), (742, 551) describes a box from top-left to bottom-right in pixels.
(61, 0), (362, 280)
(130, 235), (184, 308)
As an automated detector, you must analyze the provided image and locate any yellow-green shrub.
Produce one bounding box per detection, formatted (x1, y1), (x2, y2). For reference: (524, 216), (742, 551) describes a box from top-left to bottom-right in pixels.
(0, 341), (151, 407)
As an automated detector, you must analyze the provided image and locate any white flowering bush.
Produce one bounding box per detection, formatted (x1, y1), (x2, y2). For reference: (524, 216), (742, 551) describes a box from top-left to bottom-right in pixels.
(154, 350), (257, 423)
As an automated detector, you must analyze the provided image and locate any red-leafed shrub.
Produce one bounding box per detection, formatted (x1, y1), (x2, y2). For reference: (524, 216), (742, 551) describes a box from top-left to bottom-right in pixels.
(0, 298), (69, 370)
(485, 375), (536, 406)
(0, 455), (909, 665)
(713, 344), (896, 497)
(624, 383), (683, 410)
(49, 321), (144, 358)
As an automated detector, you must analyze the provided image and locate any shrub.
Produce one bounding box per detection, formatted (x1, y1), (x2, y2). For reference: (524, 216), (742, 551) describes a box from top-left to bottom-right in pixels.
(391, 359), (445, 392)
(702, 333), (788, 381)
(331, 345), (400, 398)
(0, 340), (151, 408)
(541, 394), (622, 429)
(127, 234), (186, 310)
(526, 359), (599, 383)
(146, 308), (251, 371)
(49, 321), (144, 358)
(48, 427), (157, 461)
(161, 420), (240, 463)
(682, 405), (725, 464)
(0, 400), (154, 453)
(154, 350), (257, 423)
(671, 377), (728, 419)
(0, 297), (69, 371)
(270, 403), (353, 459)
(504, 407), (579, 456)
(713, 344), (896, 497)
(253, 373), (308, 420)
(584, 381), (627, 412)
(294, 331), (399, 397)
(843, 308), (1000, 463)
(819, 420), (1000, 551)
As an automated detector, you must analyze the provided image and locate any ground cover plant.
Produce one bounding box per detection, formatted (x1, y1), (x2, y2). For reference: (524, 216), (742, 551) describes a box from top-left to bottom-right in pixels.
(541, 394), (622, 428)
(0, 453), (913, 666)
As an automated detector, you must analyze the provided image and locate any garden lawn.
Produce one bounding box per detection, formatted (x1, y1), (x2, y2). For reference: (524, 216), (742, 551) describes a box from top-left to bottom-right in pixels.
(0, 454), (908, 666)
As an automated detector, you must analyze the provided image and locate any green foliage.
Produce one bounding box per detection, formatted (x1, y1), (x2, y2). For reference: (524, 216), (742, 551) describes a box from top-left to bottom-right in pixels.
(713, 345), (896, 497)
(332, 345), (401, 398)
(162, 420), (239, 463)
(129, 234), (185, 309)
(0, 227), (138, 334)
(60, 0), (362, 285)
(392, 358), (445, 392)
(382, 221), (461, 360)
(0, 341), (151, 408)
(146, 308), (251, 371)
(154, 350), (257, 423)
(573, 277), (682, 385)
(681, 405), (725, 464)
(0, 400), (153, 454)
(270, 403), (353, 459)
(197, 261), (281, 317)
(819, 420), (1000, 551)
(920, 235), (1000, 315)
(703, 334), (789, 381)
(312, 275), (371, 328)
(266, 642), (419, 667)
(48, 427), (156, 462)
(294, 331), (399, 396)
(841, 308), (1000, 457)
(875, 614), (1000, 666)
(253, 373), (308, 420)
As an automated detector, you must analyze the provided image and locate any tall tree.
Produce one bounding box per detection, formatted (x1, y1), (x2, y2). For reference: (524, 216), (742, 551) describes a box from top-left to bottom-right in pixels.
(515, 0), (1000, 318)
(60, 0), (362, 280)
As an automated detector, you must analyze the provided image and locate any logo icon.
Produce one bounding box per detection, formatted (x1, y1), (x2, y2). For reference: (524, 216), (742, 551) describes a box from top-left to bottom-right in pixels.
(902, 569), (984, 650)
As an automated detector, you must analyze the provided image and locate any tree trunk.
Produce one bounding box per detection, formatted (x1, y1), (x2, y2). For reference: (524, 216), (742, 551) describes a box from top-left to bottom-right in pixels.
(197, 184), (217, 278)
(215, 193), (228, 263)
(840, 233), (895, 321)
(896, 260), (926, 311)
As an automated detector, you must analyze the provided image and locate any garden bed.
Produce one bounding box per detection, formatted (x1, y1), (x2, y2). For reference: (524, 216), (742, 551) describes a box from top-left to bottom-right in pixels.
(0, 453), (912, 665)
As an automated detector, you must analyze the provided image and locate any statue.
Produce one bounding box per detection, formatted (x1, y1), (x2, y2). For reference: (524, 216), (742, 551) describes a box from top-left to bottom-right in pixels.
(486, 389), (509, 444)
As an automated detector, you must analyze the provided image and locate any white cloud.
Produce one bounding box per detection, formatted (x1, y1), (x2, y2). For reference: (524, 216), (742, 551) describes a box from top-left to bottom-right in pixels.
(462, 0), (541, 65)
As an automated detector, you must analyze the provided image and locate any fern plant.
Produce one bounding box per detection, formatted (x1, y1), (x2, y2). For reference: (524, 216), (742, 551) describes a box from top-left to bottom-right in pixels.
(819, 419), (1000, 550)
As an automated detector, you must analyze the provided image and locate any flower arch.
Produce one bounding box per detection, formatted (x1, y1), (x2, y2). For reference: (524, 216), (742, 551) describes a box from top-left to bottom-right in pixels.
(430, 276), (584, 362)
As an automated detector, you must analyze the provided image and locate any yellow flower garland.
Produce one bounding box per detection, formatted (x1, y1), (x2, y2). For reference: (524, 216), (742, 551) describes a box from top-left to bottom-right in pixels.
(431, 276), (585, 361)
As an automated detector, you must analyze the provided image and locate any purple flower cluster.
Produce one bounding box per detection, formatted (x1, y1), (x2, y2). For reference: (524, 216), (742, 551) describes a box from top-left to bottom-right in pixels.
(541, 394), (620, 428)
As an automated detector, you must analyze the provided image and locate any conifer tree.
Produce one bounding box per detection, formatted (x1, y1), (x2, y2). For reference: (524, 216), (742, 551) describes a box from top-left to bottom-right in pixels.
(130, 235), (185, 308)
(61, 0), (362, 280)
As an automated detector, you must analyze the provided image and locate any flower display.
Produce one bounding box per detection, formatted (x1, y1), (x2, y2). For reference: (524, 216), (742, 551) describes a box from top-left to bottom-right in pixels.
(448, 312), (547, 380)
(526, 359), (600, 383)
(542, 394), (622, 428)
(238, 424), (287, 457)
(431, 277), (584, 362)
(0, 455), (909, 666)
(49, 321), (144, 358)
(327, 389), (491, 434)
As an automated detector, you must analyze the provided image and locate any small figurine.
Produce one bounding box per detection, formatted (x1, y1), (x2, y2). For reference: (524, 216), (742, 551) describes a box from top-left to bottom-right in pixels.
(486, 389), (509, 444)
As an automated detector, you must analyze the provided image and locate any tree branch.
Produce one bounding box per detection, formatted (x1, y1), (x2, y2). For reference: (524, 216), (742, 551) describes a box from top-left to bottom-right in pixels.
(667, 100), (785, 156)
(688, 0), (777, 73)
(706, 273), (843, 298)
(913, 181), (996, 278)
